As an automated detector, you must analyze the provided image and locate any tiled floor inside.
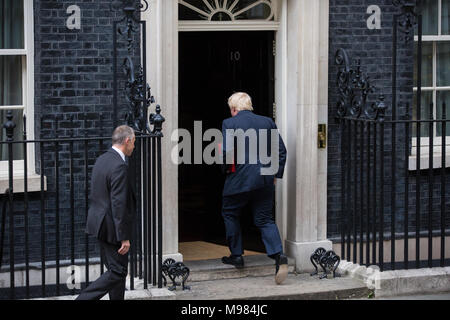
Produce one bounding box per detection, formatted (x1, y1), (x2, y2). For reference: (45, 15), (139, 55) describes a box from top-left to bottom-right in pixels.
(179, 241), (263, 261)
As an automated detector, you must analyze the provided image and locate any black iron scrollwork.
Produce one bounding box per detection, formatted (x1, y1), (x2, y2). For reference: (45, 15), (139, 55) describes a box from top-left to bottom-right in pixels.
(123, 57), (155, 132)
(112, 0), (150, 53)
(393, 0), (418, 43)
(310, 248), (341, 279)
(3, 111), (16, 141)
(113, 0), (162, 134)
(149, 105), (165, 136)
(335, 48), (387, 121)
(310, 247), (327, 276)
(318, 250), (341, 279)
(161, 258), (191, 291)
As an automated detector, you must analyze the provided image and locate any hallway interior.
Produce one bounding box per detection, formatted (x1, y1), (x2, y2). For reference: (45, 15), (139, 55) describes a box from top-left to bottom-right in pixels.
(179, 241), (264, 261)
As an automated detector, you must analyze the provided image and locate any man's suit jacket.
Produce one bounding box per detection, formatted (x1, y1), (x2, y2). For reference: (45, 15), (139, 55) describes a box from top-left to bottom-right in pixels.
(221, 110), (287, 196)
(85, 148), (136, 245)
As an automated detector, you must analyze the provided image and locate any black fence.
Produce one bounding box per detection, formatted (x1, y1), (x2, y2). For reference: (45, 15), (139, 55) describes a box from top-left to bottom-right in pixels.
(336, 4), (449, 272)
(0, 110), (164, 300)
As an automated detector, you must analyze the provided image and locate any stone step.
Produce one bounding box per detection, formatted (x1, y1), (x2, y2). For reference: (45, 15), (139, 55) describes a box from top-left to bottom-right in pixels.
(33, 272), (370, 300)
(173, 273), (370, 300)
(126, 255), (295, 290)
(36, 256), (369, 300)
(183, 255), (296, 282)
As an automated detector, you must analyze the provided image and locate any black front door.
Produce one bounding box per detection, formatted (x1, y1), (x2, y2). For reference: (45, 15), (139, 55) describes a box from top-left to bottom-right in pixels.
(178, 31), (275, 252)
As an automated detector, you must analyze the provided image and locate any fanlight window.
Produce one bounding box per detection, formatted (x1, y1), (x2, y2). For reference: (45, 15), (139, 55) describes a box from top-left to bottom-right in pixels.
(179, 0), (275, 21)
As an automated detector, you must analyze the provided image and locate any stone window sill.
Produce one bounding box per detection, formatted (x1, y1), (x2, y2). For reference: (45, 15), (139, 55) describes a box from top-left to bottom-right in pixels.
(0, 173), (47, 194)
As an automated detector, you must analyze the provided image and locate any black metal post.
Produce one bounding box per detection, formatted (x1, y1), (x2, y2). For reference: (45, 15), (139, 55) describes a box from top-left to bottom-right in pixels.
(340, 120), (346, 260)
(98, 138), (104, 276)
(359, 121), (364, 265)
(404, 103), (410, 269)
(152, 137), (156, 286)
(441, 102), (446, 267)
(391, 13), (399, 271)
(373, 122), (377, 265)
(4, 111), (16, 299)
(347, 119), (352, 260)
(366, 121), (371, 266)
(84, 115), (90, 287)
(379, 120), (385, 272)
(54, 117), (60, 295)
(157, 136), (163, 288)
(353, 120), (357, 263)
(69, 116), (75, 295)
(415, 14), (423, 269)
(39, 115), (46, 297)
(428, 102), (434, 268)
(143, 137), (148, 289)
(23, 115), (30, 298)
(378, 96), (387, 271)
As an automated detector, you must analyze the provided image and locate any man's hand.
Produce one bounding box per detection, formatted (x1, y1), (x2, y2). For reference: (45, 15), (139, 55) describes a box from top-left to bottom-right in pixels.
(274, 178), (277, 186)
(118, 240), (130, 255)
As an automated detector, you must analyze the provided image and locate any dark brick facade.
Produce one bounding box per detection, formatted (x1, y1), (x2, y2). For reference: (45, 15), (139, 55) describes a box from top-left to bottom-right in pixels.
(327, 0), (450, 241)
(1, 0), (448, 274)
(1, 0), (142, 267)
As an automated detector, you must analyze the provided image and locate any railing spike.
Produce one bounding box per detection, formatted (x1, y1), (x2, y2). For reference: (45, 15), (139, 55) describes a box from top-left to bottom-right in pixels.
(3, 110), (16, 142)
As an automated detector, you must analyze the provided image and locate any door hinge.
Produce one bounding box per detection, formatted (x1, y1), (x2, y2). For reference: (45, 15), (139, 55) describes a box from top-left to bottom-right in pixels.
(273, 102), (277, 120)
(273, 40), (276, 56)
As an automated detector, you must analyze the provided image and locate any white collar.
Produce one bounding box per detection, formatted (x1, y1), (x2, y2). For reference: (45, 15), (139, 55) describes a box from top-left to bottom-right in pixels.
(112, 146), (126, 163)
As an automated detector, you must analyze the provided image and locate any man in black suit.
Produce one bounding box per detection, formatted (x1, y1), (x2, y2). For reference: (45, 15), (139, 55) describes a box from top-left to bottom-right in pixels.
(221, 92), (288, 285)
(76, 125), (136, 300)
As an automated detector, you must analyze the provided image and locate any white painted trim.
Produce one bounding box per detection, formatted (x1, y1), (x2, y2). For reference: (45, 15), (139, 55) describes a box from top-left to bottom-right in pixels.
(179, 20), (279, 31)
(143, 0), (330, 259)
(414, 36), (450, 41)
(179, 0), (276, 22)
(0, 0), (37, 182)
(0, 49), (27, 55)
(0, 105), (25, 110)
(179, 1), (286, 246)
(142, 0), (179, 257)
(275, 0), (288, 248)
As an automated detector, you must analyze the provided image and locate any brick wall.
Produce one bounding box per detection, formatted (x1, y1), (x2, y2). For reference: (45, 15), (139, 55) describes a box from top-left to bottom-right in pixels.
(1, 0), (142, 269)
(327, 0), (450, 242)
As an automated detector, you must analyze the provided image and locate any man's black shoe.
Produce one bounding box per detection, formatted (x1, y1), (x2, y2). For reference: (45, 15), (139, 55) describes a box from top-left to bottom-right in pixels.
(275, 254), (288, 285)
(222, 255), (244, 268)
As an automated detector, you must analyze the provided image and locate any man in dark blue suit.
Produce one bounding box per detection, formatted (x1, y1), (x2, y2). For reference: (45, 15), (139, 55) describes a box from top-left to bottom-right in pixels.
(221, 92), (288, 285)
(77, 125), (136, 300)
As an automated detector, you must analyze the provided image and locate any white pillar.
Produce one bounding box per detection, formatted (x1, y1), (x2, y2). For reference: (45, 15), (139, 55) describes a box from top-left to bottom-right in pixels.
(142, 0), (181, 260)
(284, 0), (332, 272)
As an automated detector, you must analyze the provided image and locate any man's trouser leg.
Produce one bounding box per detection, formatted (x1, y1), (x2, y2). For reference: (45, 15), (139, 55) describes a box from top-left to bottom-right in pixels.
(76, 240), (128, 300)
(250, 185), (283, 257)
(221, 192), (249, 256)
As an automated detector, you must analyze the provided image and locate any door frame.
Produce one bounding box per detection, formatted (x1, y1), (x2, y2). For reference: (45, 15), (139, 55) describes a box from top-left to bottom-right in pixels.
(177, 0), (289, 251)
(177, 30), (277, 246)
(142, 0), (290, 260)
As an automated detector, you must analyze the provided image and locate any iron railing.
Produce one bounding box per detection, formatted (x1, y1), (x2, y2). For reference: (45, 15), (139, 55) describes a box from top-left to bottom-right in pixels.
(336, 1), (449, 272)
(0, 110), (164, 300)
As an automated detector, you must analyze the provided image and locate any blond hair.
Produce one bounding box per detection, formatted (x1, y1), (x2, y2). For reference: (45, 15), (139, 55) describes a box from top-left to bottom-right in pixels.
(228, 92), (254, 112)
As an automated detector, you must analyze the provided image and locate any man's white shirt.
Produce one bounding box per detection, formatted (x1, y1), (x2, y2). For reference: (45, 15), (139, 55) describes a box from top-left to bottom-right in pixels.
(112, 146), (126, 163)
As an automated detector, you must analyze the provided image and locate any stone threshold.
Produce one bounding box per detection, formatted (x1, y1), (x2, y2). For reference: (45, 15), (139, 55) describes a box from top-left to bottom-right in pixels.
(183, 254), (296, 282)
